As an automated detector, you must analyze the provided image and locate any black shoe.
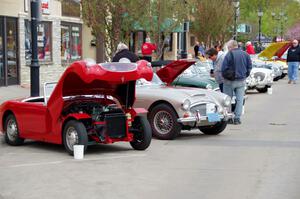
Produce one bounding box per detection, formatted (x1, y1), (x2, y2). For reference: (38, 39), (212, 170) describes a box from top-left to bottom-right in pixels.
(227, 119), (234, 124)
(233, 118), (241, 125)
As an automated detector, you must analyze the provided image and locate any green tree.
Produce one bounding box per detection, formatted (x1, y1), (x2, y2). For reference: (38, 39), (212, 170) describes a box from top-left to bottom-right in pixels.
(129, 0), (189, 60)
(82, 0), (188, 61)
(188, 0), (234, 46)
(81, 0), (149, 60)
(239, 0), (300, 40)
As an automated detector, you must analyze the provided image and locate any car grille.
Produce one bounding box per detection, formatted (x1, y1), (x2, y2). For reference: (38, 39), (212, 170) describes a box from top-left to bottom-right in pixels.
(190, 104), (211, 116)
(104, 113), (127, 138)
(254, 72), (265, 82)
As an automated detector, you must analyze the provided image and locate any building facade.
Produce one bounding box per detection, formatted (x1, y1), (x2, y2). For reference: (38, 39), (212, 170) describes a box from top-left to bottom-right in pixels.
(0, 0), (96, 87)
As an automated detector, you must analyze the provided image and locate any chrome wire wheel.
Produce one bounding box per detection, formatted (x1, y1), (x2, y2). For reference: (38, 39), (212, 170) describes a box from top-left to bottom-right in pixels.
(153, 110), (174, 135)
(66, 126), (79, 151)
(6, 119), (18, 142)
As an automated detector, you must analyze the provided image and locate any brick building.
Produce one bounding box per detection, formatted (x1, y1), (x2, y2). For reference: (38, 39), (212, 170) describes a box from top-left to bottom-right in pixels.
(0, 0), (96, 87)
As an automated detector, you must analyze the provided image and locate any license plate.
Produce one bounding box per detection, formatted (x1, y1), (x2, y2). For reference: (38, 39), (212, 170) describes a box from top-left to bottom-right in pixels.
(207, 113), (221, 122)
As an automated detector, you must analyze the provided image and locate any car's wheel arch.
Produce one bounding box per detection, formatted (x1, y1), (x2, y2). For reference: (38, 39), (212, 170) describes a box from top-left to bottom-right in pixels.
(2, 110), (15, 131)
(147, 100), (179, 118)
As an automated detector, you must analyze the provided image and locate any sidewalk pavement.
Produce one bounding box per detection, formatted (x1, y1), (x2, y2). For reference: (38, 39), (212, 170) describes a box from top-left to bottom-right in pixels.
(0, 85), (31, 104)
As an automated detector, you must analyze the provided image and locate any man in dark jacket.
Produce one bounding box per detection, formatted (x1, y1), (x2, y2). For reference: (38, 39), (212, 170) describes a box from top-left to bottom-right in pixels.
(222, 40), (252, 125)
(112, 43), (139, 63)
(287, 39), (300, 84)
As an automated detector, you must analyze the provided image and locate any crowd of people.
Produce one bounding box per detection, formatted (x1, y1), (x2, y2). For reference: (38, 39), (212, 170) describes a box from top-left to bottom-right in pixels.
(112, 36), (300, 125)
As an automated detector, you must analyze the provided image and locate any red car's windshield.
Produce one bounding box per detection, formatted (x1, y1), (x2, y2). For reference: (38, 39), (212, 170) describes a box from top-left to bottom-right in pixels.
(99, 63), (137, 72)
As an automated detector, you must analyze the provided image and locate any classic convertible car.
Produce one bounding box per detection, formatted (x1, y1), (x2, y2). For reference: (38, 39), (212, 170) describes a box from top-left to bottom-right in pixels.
(258, 41), (290, 74)
(135, 60), (234, 140)
(173, 61), (219, 91)
(246, 67), (273, 93)
(251, 58), (283, 81)
(152, 60), (219, 90)
(0, 60), (153, 155)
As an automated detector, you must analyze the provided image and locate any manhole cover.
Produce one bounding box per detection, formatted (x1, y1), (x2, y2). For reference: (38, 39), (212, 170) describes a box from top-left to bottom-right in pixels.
(269, 123), (287, 126)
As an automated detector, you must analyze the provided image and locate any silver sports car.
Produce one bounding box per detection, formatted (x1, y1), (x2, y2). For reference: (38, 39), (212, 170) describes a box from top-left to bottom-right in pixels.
(135, 60), (234, 140)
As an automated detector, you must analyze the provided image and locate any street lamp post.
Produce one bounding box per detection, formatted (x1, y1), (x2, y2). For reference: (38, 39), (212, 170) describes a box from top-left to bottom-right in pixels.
(272, 11), (287, 42)
(180, 21), (189, 59)
(30, 0), (41, 97)
(271, 12), (277, 41)
(280, 12), (284, 41)
(257, 7), (263, 46)
(233, 0), (240, 40)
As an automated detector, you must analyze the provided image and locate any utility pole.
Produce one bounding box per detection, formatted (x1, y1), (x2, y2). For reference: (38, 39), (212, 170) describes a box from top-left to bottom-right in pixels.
(30, 0), (41, 97)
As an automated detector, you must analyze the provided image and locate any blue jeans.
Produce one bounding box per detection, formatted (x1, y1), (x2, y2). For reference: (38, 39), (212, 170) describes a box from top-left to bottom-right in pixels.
(219, 83), (223, 92)
(288, 62), (299, 81)
(223, 80), (245, 120)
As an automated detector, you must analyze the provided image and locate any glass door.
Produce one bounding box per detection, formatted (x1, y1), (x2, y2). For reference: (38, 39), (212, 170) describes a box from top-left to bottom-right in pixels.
(6, 18), (18, 85)
(0, 18), (4, 86)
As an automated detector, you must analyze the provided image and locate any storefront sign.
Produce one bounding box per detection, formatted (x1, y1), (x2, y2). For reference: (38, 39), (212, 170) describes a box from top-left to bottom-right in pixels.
(41, 0), (50, 14)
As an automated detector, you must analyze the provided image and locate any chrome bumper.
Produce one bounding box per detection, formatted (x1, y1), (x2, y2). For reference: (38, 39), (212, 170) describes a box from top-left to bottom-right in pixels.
(177, 112), (234, 124)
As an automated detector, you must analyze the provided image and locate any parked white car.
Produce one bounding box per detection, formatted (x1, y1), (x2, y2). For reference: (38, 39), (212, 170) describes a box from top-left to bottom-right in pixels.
(246, 67), (273, 93)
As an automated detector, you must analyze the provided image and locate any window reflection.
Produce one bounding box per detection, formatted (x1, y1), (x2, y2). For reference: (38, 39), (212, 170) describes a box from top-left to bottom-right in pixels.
(25, 20), (52, 62)
(61, 23), (82, 61)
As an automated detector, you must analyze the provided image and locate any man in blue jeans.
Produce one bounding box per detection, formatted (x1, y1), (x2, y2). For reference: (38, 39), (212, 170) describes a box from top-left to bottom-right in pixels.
(287, 39), (300, 84)
(222, 40), (252, 125)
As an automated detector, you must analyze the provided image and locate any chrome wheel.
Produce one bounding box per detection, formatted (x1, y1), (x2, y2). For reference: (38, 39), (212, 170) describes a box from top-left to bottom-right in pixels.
(66, 126), (79, 151)
(153, 110), (174, 135)
(63, 120), (88, 155)
(7, 119), (18, 142)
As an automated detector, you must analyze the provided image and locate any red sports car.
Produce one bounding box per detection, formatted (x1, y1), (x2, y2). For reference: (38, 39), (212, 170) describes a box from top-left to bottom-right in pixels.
(0, 60), (153, 155)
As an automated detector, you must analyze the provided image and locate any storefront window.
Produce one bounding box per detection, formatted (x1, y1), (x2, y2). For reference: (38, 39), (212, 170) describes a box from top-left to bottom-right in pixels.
(62, 0), (80, 18)
(61, 23), (82, 61)
(25, 20), (52, 62)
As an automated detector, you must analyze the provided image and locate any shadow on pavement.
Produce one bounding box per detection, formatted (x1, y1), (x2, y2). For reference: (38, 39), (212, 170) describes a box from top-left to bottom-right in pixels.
(176, 131), (222, 140)
(0, 136), (133, 155)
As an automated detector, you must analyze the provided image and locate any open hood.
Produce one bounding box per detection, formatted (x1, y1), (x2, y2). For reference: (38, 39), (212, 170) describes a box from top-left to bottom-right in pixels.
(259, 42), (291, 60)
(156, 60), (196, 85)
(47, 60), (153, 121)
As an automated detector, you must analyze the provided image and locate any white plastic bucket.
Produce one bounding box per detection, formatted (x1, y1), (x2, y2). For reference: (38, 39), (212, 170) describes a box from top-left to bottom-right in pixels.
(267, 87), (273, 95)
(73, 145), (84, 160)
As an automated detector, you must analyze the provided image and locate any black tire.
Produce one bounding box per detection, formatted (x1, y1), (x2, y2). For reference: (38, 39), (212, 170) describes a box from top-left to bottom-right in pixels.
(130, 116), (152, 150)
(198, 121), (227, 135)
(63, 120), (88, 155)
(4, 114), (24, 146)
(148, 103), (181, 140)
(256, 86), (268, 93)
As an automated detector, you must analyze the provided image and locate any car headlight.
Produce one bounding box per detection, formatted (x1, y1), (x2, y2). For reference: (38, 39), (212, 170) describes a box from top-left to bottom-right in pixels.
(206, 84), (213, 90)
(182, 99), (191, 111)
(223, 95), (231, 107)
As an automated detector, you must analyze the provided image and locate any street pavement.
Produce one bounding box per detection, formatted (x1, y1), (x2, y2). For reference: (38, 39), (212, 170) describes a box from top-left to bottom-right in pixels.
(0, 78), (300, 199)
